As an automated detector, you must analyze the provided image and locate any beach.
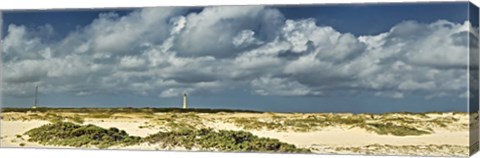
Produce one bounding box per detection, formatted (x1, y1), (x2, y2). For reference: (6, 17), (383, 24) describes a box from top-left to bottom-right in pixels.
(0, 109), (472, 156)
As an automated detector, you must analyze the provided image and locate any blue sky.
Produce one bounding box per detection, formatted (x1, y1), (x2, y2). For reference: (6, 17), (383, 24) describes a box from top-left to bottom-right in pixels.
(1, 2), (476, 113)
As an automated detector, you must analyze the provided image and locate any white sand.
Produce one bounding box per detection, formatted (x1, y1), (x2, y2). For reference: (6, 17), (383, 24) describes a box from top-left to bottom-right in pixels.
(83, 119), (157, 137)
(0, 112), (472, 156)
(202, 120), (468, 147)
(252, 127), (468, 147)
(1, 120), (55, 148)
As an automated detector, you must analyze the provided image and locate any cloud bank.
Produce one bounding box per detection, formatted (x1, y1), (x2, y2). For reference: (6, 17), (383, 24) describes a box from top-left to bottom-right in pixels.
(2, 6), (477, 100)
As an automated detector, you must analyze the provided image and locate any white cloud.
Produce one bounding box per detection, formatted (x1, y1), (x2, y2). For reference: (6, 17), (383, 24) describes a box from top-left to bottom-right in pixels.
(3, 59), (48, 83)
(232, 30), (264, 48)
(160, 88), (189, 98)
(251, 76), (322, 96)
(374, 91), (405, 99)
(88, 8), (183, 54)
(119, 56), (146, 70)
(1, 6), (474, 100)
(2, 25), (47, 61)
(173, 6), (284, 57)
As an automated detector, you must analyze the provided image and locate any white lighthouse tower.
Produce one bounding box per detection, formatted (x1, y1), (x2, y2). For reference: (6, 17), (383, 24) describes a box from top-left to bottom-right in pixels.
(32, 84), (38, 109)
(182, 93), (188, 109)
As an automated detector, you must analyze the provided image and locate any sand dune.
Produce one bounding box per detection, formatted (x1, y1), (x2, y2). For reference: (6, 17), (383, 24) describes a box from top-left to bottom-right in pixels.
(0, 111), (473, 156)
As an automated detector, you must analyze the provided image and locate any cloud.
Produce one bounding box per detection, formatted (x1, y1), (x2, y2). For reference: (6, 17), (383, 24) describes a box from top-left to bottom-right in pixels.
(119, 56), (146, 70)
(2, 25), (48, 61)
(87, 8), (185, 55)
(374, 91), (404, 99)
(1, 6), (474, 101)
(3, 59), (48, 83)
(232, 30), (264, 48)
(251, 76), (322, 96)
(173, 6), (285, 57)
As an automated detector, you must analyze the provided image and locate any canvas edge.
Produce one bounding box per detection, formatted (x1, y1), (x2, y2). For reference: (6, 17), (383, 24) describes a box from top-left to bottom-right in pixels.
(469, 1), (480, 156)
(0, 1), (470, 12)
(0, 9), (4, 149)
(0, 2), (476, 157)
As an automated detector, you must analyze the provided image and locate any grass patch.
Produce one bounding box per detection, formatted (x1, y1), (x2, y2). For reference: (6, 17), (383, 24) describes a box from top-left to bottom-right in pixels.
(85, 113), (113, 119)
(147, 113), (205, 131)
(229, 114), (435, 135)
(230, 115), (366, 132)
(144, 128), (310, 153)
(231, 118), (285, 131)
(25, 122), (142, 149)
(363, 123), (431, 136)
(1, 107), (262, 114)
(44, 113), (64, 123)
(25, 121), (309, 153)
(69, 115), (85, 124)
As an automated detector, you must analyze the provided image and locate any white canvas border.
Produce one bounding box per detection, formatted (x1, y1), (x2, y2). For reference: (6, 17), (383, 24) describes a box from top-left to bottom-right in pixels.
(0, 0), (478, 158)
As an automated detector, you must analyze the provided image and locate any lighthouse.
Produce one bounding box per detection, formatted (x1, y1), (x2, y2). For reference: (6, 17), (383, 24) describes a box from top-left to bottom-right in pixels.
(182, 93), (188, 109)
(32, 84), (38, 109)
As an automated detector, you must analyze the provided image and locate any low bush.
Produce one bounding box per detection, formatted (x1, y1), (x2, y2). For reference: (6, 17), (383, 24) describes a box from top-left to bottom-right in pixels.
(144, 128), (310, 153)
(363, 123), (430, 136)
(69, 115), (85, 124)
(85, 113), (113, 119)
(25, 122), (141, 149)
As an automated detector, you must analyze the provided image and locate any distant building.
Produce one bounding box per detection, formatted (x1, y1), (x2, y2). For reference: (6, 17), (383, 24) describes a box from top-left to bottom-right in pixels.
(183, 93), (188, 109)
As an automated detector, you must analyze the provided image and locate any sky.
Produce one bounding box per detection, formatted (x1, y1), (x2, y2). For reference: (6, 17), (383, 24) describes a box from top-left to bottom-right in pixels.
(1, 2), (478, 113)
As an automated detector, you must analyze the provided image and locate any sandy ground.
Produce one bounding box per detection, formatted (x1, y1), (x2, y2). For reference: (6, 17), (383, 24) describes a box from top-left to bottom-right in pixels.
(0, 120), (75, 148)
(83, 119), (157, 137)
(252, 127), (468, 147)
(0, 112), (473, 156)
(203, 120), (469, 156)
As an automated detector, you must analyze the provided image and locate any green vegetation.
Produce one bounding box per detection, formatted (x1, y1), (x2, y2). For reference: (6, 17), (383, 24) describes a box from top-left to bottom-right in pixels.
(1, 107), (262, 114)
(144, 128), (310, 153)
(70, 115), (85, 124)
(84, 113), (113, 119)
(25, 121), (309, 153)
(25, 122), (142, 149)
(6, 112), (86, 124)
(229, 115), (367, 132)
(429, 117), (459, 128)
(228, 114), (451, 136)
(332, 144), (468, 156)
(5, 107), (466, 138)
(144, 113), (205, 131)
(42, 113), (63, 123)
(230, 118), (285, 131)
(383, 112), (430, 118)
(361, 123), (430, 136)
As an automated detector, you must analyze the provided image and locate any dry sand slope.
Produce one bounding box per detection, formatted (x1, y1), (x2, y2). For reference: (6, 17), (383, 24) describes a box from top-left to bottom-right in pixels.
(0, 111), (473, 156)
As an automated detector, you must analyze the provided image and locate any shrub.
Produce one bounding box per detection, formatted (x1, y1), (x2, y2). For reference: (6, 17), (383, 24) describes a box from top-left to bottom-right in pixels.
(44, 113), (64, 123)
(144, 128), (310, 153)
(364, 123), (430, 136)
(85, 113), (113, 119)
(25, 122), (141, 149)
(231, 118), (284, 131)
(70, 115), (85, 124)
